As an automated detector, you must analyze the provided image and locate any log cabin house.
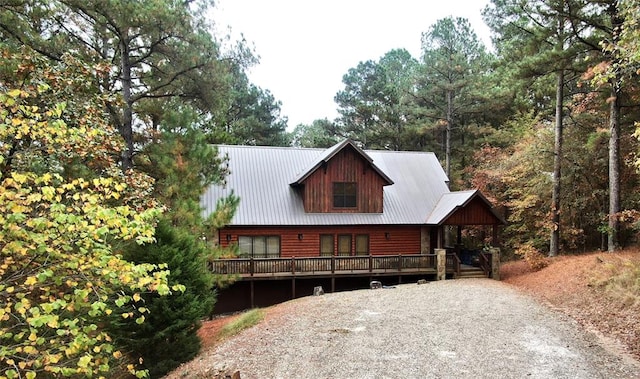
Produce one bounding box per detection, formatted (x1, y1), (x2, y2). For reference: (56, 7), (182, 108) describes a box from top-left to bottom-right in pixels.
(202, 140), (504, 310)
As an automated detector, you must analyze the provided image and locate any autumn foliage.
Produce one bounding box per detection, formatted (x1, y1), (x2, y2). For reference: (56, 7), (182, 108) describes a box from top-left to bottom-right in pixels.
(0, 58), (181, 378)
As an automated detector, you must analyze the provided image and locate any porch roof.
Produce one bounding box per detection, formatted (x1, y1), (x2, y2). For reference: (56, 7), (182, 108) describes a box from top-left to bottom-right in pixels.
(426, 190), (506, 226)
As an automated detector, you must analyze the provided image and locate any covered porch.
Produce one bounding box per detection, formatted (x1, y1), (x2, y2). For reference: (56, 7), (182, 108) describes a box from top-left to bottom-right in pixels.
(427, 189), (506, 280)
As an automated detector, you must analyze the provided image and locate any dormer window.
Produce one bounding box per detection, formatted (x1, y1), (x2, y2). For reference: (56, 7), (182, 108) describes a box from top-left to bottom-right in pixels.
(333, 182), (357, 208)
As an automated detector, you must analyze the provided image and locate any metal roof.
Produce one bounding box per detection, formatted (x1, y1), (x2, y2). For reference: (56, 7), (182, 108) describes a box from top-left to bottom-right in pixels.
(201, 144), (463, 226)
(425, 190), (507, 225)
(425, 190), (478, 225)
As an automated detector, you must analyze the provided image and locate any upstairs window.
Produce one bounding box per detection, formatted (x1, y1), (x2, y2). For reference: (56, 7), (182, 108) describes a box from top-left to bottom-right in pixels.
(333, 182), (357, 208)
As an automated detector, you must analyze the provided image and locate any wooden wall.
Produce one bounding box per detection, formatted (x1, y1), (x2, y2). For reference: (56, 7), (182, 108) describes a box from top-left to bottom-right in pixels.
(302, 146), (386, 213)
(219, 225), (424, 257)
(445, 197), (502, 225)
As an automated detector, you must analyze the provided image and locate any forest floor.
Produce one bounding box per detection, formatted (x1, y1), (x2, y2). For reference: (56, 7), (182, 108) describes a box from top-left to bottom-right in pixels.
(499, 248), (640, 361)
(175, 248), (640, 377)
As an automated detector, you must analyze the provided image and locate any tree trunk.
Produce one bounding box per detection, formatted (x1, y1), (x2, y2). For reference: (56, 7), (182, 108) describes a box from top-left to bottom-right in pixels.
(608, 3), (623, 253)
(445, 88), (452, 183)
(550, 69), (564, 257)
(120, 32), (135, 171)
(608, 83), (621, 252)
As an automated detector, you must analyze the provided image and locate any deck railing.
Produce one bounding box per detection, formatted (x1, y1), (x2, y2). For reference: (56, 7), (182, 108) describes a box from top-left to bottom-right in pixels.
(210, 254), (440, 277)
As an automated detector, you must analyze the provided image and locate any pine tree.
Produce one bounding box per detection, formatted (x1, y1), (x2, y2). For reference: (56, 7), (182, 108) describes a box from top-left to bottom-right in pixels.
(108, 105), (238, 377)
(114, 220), (215, 378)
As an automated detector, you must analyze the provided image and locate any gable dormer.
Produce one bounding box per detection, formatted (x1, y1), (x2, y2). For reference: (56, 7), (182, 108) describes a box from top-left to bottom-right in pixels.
(290, 140), (394, 213)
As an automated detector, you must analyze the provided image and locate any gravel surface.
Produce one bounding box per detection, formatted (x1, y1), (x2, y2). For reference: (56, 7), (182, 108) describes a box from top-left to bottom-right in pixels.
(192, 279), (640, 379)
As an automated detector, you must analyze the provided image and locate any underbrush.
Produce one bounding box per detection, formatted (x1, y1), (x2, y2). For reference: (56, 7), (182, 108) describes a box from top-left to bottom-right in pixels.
(515, 242), (549, 271)
(218, 308), (266, 340)
(588, 256), (640, 307)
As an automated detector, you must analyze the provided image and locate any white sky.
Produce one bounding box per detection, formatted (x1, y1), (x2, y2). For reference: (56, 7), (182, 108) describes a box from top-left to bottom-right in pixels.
(210, 0), (492, 129)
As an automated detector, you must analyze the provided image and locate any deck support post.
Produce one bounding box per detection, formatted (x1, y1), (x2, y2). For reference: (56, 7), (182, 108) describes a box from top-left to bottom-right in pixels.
(291, 278), (296, 299)
(250, 280), (255, 308)
(490, 247), (501, 280)
(435, 248), (446, 280)
(331, 277), (335, 293)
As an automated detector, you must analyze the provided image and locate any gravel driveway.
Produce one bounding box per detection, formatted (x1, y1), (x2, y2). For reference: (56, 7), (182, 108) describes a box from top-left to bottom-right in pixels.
(198, 279), (640, 379)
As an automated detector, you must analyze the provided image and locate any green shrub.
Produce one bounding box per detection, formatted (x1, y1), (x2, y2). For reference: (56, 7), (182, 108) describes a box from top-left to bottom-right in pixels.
(111, 220), (215, 378)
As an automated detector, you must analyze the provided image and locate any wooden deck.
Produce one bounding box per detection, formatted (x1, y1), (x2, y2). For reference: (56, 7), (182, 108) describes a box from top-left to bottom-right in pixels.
(209, 253), (471, 280)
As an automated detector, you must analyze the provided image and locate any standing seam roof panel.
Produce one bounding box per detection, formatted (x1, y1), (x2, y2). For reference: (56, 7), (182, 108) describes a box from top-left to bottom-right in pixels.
(201, 145), (452, 226)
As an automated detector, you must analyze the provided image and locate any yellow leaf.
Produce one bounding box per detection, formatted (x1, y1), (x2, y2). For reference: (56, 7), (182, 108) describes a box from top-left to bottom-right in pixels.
(132, 293), (141, 302)
(28, 332), (37, 341)
(11, 172), (28, 184)
(113, 351), (123, 359)
(24, 276), (37, 286)
(77, 355), (91, 368)
(48, 354), (61, 364)
(26, 371), (36, 379)
(8, 89), (22, 98)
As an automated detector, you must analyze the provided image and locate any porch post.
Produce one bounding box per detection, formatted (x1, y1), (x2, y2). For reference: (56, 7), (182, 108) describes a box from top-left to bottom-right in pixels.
(490, 247), (501, 280)
(435, 248), (446, 281)
(420, 226), (430, 254)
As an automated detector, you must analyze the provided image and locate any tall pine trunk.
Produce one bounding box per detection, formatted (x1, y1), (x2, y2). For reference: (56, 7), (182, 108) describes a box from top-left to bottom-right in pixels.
(607, 2), (623, 253)
(550, 69), (564, 257)
(608, 83), (621, 252)
(119, 30), (135, 171)
(550, 5), (565, 258)
(445, 88), (453, 182)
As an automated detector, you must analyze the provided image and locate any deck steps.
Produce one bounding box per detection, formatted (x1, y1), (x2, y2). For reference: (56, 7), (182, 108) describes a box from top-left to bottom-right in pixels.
(457, 267), (487, 279)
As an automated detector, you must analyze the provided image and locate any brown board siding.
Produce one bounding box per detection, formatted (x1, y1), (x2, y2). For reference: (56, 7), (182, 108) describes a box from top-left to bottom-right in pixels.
(302, 147), (386, 213)
(445, 197), (502, 225)
(219, 225), (422, 257)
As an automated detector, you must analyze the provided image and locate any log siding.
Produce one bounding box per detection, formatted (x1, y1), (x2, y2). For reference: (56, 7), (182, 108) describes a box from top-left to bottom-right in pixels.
(219, 225), (424, 257)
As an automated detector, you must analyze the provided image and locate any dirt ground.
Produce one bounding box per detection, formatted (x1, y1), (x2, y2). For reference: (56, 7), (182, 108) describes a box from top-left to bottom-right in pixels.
(190, 249), (640, 376)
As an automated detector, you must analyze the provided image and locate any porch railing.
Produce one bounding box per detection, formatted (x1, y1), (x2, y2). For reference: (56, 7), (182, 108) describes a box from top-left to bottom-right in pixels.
(479, 251), (492, 278)
(446, 253), (461, 278)
(210, 254), (440, 277)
